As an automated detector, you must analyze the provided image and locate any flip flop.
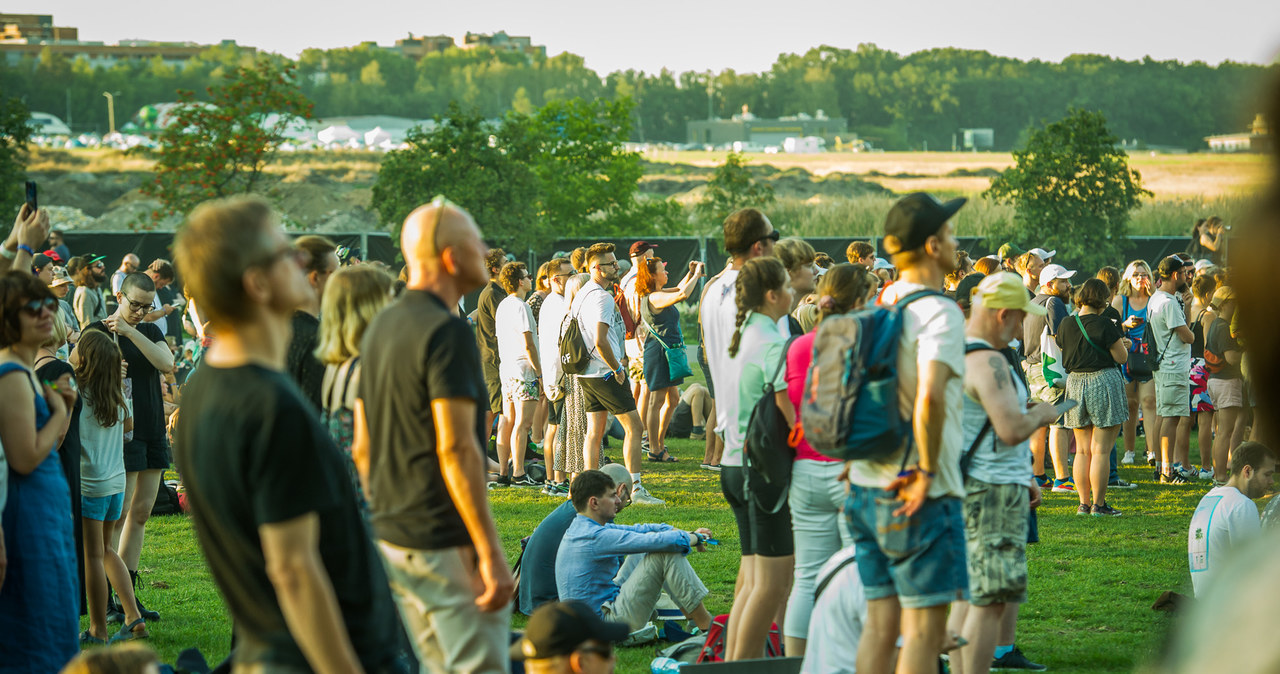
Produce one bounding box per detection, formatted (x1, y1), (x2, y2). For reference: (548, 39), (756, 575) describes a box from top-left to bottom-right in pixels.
(80, 630), (106, 646)
(646, 451), (677, 463)
(109, 618), (149, 644)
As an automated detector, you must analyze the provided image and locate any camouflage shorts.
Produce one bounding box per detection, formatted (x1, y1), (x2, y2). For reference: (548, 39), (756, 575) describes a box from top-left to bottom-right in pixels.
(627, 356), (645, 383)
(962, 477), (1029, 607)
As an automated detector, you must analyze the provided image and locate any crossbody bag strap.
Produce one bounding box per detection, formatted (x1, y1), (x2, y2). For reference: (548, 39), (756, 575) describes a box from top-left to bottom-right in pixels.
(1073, 314), (1110, 358)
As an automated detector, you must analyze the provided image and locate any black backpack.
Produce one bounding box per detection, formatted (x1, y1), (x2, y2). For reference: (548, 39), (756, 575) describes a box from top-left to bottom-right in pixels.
(744, 336), (799, 515)
(558, 297), (594, 376)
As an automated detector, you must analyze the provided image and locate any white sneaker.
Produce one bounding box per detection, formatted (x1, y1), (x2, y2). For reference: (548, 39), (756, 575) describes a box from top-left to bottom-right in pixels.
(1122, 451), (1136, 465)
(1197, 467), (1214, 481)
(620, 622), (658, 647)
(631, 483), (665, 505)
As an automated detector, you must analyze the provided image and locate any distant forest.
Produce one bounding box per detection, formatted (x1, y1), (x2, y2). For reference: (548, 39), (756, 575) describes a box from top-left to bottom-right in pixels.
(2, 42), (1276, 150)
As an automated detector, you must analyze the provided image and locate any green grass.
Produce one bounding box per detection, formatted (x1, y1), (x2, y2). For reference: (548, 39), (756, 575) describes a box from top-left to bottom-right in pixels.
(98, 434), (1215, 673)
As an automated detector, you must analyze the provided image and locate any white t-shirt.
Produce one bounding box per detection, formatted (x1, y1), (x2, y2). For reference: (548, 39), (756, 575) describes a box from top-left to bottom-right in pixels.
(496, 294), (537, 380)
(80, 397), (129, 498)
(537, 292), (567, 399)
(571, 280), (624, 379)
(1148, 289), (1191, 373)
(146, 293), (169, 333)
(800, 546), (865, 674)
(700, 268), (742, 450)
(846, 282), (967, 499)
(1189, 485), (1261, 597)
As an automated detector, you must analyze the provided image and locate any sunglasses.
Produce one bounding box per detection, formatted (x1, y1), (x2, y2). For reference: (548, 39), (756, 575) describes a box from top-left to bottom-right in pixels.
(21, 297), (58, 316)
(756, 230), (781, 246)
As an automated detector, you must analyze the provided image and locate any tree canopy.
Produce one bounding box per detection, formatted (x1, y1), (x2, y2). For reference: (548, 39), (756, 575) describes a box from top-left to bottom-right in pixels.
(1, 42), (1274, 151)
(0, 96), (32, 219)
(984, 109), (1152, 272)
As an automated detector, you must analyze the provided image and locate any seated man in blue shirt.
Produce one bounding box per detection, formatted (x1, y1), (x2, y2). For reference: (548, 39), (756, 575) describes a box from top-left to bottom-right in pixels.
(555, 470), (714, 632)
(518, 464), (634, 616)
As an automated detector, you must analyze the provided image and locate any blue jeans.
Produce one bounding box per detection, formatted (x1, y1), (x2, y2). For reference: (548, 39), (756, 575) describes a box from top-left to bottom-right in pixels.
(845, 484), (969, 609)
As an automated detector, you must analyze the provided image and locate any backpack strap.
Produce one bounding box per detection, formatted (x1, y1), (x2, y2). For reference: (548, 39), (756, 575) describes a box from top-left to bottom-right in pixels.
(813, 553), (860, 603)
(763, 334), (799, 394)
(961, 342), (998, 477)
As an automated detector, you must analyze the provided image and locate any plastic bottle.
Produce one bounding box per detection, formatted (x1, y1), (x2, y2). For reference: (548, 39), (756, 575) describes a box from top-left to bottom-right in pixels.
(650, 656), (685, 673)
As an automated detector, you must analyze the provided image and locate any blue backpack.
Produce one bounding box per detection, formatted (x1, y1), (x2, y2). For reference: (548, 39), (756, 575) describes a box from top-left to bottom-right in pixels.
(799, 289), (945, 462)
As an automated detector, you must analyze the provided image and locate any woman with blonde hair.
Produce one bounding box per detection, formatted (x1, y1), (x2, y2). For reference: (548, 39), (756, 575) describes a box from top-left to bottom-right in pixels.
(1111, 260), (1158, 465)
(315, 265), (394, 509)
(782, 263), (877, 655)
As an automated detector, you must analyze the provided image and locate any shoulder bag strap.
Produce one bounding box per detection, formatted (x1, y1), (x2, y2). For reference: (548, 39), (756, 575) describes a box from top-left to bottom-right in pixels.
(764, 335), (799, 394)
(1074, 314), (1110, 357)
(813, 554), (860, 603)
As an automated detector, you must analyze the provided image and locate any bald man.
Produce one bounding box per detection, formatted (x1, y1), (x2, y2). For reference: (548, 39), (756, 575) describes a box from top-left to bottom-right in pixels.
(354, 199), (514, 673)
(112, 253), (140, 294)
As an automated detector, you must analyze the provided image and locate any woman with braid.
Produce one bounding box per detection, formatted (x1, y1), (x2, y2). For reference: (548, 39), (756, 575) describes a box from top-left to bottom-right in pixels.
(721, 257), (797, 660)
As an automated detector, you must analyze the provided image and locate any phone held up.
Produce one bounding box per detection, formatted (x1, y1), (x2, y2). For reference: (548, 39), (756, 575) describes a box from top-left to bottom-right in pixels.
(25, 180), (38, 212)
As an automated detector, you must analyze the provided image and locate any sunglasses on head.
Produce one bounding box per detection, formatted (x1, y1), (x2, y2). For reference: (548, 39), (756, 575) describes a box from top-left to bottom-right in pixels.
(21, 297), (58, 316)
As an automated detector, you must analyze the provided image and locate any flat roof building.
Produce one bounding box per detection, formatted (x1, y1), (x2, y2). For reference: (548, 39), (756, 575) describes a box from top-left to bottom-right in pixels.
(688, 111), (848, 147)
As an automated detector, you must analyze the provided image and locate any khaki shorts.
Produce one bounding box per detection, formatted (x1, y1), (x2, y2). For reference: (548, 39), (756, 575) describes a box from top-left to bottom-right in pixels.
(1155, 370), (1190, 418)
(962, 478), (1029, 607)
(1207, 377), (1244, 409)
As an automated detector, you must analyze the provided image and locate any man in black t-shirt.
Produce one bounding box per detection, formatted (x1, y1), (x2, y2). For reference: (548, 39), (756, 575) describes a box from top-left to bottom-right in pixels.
(286, 235), (338, 410)
(174, 196), (405, 672)
(77, 271), (175, 622)
(355, 199), (513, 672)
(475, 248), (508, 434)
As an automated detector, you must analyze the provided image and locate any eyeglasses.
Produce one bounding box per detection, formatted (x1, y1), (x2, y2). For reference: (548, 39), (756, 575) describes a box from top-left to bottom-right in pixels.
(552, 272), (573, 279)
(596, 261), (619, 269)
(120, 295), (152, 313)
(20, 297), (58, 317)
(93, 262), (105, 270)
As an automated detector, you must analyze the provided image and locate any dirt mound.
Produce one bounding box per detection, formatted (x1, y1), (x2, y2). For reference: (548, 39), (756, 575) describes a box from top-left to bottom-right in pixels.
(34, 171), (147, 217)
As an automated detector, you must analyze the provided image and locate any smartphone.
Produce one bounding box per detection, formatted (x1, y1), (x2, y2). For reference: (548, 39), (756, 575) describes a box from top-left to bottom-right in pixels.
(1053, 399), (1079, 418)
(24, 180), (37, 211)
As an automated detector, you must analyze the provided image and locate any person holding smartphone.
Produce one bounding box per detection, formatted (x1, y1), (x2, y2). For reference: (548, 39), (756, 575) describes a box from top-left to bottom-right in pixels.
(1057, 279), (1131, 517)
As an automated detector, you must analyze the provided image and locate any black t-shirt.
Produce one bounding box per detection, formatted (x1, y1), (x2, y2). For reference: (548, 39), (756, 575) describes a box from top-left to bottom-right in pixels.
(1207, 319), (1242, 380)
(174, 365), (399, 670)
(84, 320), (167, 441)
(1022, 294), (1069, 363)
(475, 281), (506, 372)
(1057, 313), (1123, 373)
(1101, 306), (1122, 326)
(359, 289), (487, 550)
(286, 311), (324, 411)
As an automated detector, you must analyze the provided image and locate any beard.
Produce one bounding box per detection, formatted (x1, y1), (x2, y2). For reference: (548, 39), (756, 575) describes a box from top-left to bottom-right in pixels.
(1176, 280), (1189, 293)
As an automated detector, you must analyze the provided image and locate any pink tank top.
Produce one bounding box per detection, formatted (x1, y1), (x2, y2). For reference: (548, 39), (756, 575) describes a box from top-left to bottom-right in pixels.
(785, 332), (836, 463)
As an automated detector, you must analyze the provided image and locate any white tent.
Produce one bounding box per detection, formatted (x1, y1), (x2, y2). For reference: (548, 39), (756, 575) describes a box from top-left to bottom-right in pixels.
(317, 125), (359, 144)
(364, 126), (392, 146)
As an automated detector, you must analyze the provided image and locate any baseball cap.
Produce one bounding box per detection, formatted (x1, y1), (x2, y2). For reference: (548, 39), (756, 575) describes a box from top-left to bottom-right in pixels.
(1038, 264), (1075, 287)
(1029, 247), (1056, 261)
(882, 192), (967, 255)
(510, 601), (630, 661)
(85, 253), (107, 266)
(1194, 259), (1213, 273)
(1211, 286), (1236, 308)
(629, 241), (658, 257)
(954, 272), (986, 304)
(872, 257), (894, 271)
(41, 249), (63, 264)
(1156, 255), (1186, 279)
(976, 272), (1048, 316)
(50, 266), (72, 287)
(997, 242), (1024, 261)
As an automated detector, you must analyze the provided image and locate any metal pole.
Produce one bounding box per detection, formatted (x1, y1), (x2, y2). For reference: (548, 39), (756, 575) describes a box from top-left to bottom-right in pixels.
(102, 92), (115, 135)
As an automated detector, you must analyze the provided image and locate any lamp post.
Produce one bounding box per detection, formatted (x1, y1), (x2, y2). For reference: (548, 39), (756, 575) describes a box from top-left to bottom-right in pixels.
(102, 91), (116, 135)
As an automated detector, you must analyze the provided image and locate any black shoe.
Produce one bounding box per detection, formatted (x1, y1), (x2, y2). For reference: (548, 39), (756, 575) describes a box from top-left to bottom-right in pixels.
(992, 645), (1047, 671)
(488, 474), (511, 488)
(106, 593), (125, 625)
(130, 570), (161, 622)
(511, 473), (543, 488)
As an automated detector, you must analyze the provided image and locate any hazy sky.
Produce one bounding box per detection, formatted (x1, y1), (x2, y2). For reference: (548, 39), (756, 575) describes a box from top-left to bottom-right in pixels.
(31, 0), (1280, 74)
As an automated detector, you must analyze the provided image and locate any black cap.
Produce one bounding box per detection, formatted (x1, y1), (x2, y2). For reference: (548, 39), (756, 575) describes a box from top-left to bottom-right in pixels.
(510, 601), (630, 661)
(882, 192), (967, 255)
(1157, 255), (1186, 279)
(955, 272), (986, 304)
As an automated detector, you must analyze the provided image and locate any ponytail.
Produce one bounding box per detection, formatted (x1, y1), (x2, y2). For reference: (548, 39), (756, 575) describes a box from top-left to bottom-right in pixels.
(729, 257), (788, 357)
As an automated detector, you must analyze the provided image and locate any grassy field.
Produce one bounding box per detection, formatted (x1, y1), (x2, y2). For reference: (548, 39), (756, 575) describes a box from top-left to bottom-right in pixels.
(91, 427), (1219, 673)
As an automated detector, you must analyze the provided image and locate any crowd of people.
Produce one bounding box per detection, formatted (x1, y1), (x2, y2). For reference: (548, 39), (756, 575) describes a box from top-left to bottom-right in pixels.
(0, 175), (1275, 674)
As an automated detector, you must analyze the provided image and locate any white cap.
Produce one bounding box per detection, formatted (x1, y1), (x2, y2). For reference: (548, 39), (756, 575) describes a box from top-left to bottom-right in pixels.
(1194, 259), (1213, 272)
(1030, 247), (1056, 261)
(1038, 264), (1075, 287)
(872, 257), (894, 271)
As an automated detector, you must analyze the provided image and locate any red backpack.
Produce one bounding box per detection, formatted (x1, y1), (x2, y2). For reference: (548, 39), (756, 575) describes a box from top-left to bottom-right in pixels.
(615, 283), (638, 340)
(695, 615), (783, 663)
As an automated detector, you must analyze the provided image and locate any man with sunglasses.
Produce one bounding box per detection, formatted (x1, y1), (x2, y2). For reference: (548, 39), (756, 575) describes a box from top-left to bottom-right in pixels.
(76, 271), (175, 624)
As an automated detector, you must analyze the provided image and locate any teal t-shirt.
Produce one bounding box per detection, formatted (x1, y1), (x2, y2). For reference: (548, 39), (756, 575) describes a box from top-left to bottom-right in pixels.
(730, 312), (789, 466)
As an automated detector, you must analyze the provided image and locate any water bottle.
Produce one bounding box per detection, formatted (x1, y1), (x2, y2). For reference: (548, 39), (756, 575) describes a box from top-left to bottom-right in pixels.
(650, 657), (685, 673)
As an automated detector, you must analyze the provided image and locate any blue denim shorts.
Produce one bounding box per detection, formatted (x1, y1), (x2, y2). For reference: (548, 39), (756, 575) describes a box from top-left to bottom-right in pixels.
(845, 484), (969, 609)
(82, 492), (125, 522)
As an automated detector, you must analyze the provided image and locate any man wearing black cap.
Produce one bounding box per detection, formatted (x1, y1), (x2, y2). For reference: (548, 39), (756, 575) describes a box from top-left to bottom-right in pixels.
(844, 192), (969, 674)
(1149, 255), (1196, 483)
(512, 601), (628, 674)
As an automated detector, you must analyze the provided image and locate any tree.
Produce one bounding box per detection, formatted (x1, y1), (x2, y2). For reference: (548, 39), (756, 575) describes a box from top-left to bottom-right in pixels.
(140, 58), (313, 226)
(696, 152), (775, 230)
(984, 108), (1152, 272)
(0, 96), (32, 219)
(371, 103), (540, 250)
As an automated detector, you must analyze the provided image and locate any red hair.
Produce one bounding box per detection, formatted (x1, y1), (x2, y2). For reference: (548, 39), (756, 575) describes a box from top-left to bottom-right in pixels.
(636, 257), (663, 297)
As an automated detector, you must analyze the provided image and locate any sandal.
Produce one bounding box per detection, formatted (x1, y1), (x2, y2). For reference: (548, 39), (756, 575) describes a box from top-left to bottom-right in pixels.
(109, 618), (149, 644)
(79, 630), (107, 646)
(646, 451), (677, 463)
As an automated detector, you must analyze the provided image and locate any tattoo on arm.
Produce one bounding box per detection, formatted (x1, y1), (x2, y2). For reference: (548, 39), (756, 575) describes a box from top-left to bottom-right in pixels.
(989, 356), (1007, 390)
